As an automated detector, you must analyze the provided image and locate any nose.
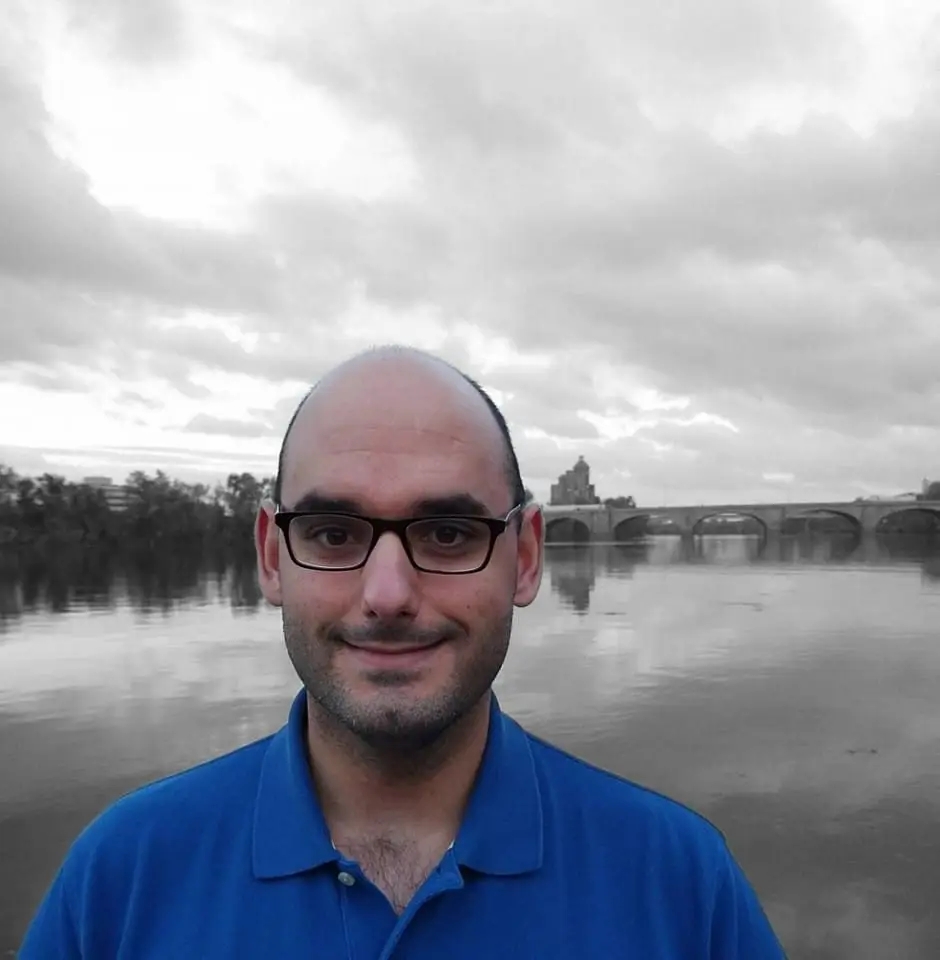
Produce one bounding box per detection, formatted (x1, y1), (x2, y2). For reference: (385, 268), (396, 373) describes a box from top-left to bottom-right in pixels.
(359, 531), (420, 619)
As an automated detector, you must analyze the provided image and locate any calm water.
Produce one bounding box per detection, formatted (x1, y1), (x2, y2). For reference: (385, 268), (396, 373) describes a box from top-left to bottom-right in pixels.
(2, 535), (940, 959)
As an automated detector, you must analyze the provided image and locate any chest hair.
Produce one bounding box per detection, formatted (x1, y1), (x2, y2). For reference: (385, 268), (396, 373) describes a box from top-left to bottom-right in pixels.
(339, 834), (446, 914)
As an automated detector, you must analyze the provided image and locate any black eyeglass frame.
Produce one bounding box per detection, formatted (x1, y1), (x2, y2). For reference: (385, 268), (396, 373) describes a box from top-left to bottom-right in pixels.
(273, 502), (525, 574)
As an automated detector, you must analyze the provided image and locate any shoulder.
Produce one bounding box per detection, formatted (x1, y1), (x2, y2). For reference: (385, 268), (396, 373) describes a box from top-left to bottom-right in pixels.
(20, 736), (275, 958)
(92, 734), (270, 831)
(522, 723), (730, 863)
(65, 734), (273, 883)
(521, 727), (786, 957)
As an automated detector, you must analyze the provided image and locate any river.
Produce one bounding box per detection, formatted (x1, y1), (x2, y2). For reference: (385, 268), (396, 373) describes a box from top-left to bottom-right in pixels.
(2, 535), (939, 958)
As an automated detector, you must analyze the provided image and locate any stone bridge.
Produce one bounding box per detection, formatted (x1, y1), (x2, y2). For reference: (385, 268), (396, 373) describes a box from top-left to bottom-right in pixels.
(541, 500), (940, 542)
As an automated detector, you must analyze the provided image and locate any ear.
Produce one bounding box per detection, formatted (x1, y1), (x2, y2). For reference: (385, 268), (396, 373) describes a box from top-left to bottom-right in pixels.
(513, 503), (544, 607)
(256, 499), (283, 607)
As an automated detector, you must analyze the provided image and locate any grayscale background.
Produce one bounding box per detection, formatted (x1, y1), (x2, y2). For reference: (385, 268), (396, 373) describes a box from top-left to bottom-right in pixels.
(2, 2), (939, 957)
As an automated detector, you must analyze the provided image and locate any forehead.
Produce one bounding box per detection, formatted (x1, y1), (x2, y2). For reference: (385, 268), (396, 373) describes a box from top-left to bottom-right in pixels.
(281, 361), (509, 510)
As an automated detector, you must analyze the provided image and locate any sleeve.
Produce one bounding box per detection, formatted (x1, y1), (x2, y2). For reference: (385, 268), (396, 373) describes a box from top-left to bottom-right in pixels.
(709, 846), (788, 959)
(17, 863), (83, 960)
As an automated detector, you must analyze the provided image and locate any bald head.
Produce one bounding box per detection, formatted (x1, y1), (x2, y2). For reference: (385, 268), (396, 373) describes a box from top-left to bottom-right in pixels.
(274, 347), (526, 510)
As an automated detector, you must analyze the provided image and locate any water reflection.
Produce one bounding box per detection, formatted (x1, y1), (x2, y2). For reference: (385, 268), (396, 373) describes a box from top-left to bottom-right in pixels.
(879, 535), (940, 583)
(5, 533), (936, 628)
(545, 533), (940, 613)
(547, 545), (596, 613)
(0, 543), (264, 631)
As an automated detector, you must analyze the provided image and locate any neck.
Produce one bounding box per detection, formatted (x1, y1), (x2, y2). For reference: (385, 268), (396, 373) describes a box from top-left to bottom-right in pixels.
(304, 693), (492, 837)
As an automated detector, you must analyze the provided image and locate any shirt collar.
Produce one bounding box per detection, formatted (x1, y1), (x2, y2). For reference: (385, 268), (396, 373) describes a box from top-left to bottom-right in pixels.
(451, 693), (544, 876)
(253, 690), (337, 879)
(252, 688), (544, 880)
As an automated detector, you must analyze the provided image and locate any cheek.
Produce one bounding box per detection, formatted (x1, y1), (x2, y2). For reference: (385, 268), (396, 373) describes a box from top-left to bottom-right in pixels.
(430, 570), (512, 624)
(481, 553), (519, 602)
(281, 569), (359, 620)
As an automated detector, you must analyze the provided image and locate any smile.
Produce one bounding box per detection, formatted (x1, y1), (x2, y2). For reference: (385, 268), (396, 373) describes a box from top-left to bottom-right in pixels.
(340, 637), (448, 667)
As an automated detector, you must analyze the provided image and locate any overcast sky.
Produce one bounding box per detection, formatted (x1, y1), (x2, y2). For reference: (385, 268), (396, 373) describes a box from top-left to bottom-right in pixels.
(2, 0), (938, 505)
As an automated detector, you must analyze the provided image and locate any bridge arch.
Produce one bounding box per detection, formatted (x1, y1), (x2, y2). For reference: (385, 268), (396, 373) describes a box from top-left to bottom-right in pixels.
(876, 506), (940, 536)
(545, 516), (592, 544)
(782, 509), (862, 536)
(691, 512), (768, 538)
(613, 515), (653, 541)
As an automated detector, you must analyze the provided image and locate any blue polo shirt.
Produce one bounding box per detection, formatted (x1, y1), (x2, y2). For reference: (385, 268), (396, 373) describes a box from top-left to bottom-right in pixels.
(20, 690), (786, 959)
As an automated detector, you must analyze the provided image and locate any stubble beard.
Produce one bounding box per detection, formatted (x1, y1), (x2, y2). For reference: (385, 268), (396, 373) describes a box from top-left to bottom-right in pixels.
(282, 608), (514, 758)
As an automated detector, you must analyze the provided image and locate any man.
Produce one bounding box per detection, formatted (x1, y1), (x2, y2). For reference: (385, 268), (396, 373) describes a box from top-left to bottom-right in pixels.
(20, 346), (786, 958)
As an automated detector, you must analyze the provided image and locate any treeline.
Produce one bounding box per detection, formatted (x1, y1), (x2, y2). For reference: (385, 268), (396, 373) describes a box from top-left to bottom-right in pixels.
(0, 466), (272, 548)
(603, 496), (637, 508)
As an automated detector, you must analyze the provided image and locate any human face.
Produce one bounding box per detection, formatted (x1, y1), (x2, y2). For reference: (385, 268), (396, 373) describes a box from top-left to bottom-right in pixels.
(256, 363), (543, 750)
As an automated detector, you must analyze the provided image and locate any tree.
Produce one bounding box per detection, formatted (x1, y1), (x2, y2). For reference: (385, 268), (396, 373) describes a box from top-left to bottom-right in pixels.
(0, 466), (20, 541)
(924, 481), (940, 502)
(68, 483), (116, 541)
(221, 472), (273, 547)
(35, 473), (73, 540)
(15, 477), (44, 540)
(123, 471), (204, 543)
(223, 473), (265, 522)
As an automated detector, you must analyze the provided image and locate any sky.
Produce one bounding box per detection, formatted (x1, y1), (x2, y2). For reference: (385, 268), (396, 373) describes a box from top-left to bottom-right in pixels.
(1, 0), (939, 506)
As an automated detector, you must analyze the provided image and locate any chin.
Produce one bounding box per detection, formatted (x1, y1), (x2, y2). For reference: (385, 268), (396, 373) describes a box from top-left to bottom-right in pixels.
(351, 684), (469, 733)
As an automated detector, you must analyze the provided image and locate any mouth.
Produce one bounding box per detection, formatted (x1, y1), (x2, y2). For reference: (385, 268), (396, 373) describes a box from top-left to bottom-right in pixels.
(340, 636), (449, 667)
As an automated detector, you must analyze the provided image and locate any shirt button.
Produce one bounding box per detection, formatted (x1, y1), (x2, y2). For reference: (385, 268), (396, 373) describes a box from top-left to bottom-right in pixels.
(337, 871), (356, 887)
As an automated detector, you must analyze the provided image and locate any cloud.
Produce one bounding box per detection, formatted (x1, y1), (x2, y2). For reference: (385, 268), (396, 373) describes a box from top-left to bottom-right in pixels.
(61, 0), (188, 65)
(183, 413), (274, 439)
(0, 60), (283, 368)
(115, 390), (166, 411)
(262, 0), (858, 154)
(1, 0), (939, 501)
(245, 111), (940, 430)
(3, 361), (94, 394)
(238, 2), (940, 451)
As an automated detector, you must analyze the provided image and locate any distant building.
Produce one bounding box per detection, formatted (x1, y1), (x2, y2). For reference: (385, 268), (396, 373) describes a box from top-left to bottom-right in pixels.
(922, 478), (940, 501)
(550, 456), (600, 506)
(83, 476), (131, 512)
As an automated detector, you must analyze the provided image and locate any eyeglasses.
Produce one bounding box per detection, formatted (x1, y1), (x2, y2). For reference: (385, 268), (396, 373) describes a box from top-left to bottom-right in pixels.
(273, 503), (524, 574)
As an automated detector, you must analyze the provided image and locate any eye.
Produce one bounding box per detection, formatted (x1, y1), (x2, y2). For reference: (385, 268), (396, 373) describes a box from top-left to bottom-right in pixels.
(414, 519), (488, 550)
(291, 517), (364, 546)
(318, 527), (349, 546)
(431, 523), (467, 546)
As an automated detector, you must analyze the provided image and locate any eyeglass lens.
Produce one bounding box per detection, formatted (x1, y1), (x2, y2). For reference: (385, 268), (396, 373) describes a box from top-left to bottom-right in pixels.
(288, 514), (495, 572)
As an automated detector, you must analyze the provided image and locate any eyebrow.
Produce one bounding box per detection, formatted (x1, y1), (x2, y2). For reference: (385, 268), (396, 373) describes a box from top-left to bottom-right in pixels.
(286, 492), (364, 514)
(282, 491), (494, 518)
(410, 494), (491, 518)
